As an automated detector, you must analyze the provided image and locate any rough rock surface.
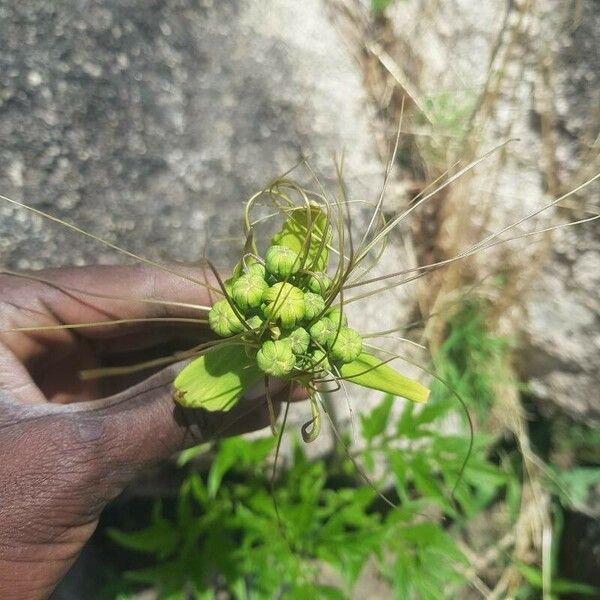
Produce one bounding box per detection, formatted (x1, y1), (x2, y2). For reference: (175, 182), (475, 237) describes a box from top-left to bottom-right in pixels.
(0, 0), (424, 464)
(384, 0), (600, 422)
(0, 0), (384, 270)
(0, 1), (406, 595)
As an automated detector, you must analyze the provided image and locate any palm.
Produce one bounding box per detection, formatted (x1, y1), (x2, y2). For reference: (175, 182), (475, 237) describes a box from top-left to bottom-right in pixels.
(0, 265), (291, 600)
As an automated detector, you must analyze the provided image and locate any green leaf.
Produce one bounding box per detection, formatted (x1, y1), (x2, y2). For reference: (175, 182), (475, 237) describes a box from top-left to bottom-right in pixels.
(361, 394), (394, 442)
(515, 562), (600, 596)
(174, 344), (262, 411)
(107, 502), (180, 559)
(551, 467), (600, 508)
(339, 352), (429, 403)
(271, 204), (332, 271)
(176, 443), (210, 467)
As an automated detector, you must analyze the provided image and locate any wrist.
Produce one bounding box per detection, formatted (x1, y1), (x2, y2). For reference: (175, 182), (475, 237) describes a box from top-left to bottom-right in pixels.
(0, 407), (104, 600)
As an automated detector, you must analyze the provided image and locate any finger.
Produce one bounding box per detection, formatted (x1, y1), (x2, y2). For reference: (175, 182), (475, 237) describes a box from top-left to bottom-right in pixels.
(70, 363), (291, 482)
(0, 264), (220, 363)
(2, 262), (217, 323)
(0, 343), (47, 404)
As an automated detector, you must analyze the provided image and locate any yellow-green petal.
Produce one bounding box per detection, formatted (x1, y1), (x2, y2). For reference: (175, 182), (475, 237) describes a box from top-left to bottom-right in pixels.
(339, 351), (429, 403)
(271, 204), (332, 272)
(174, 345), (262, 411)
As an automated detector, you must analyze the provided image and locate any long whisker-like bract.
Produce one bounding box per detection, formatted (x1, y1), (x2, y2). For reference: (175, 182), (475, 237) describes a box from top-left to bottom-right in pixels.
(343, 210), (599, 304)
(1, 194), (223, 295)
(0, 269), (212, 312)
(1, 317), (208, 334)
(354, 139), (516, 265)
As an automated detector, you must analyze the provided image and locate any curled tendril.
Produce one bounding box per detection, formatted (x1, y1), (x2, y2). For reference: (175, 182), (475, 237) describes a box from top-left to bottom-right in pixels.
(301, 395), (321, 443)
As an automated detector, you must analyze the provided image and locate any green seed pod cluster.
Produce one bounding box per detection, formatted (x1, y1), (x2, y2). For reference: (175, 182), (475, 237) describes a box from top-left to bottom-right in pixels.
(263, 282), (306, 328)
(303, 292), (326, 321)
(232, 274), (269, 310)
(329, 326), (363, 363)
(265, 245), (302, 278)
(256, 340), (295, 377)
(208, 299), (245, 337)
(309, 318), (336, 347)
(207, 239), (363, 378)
(308, 273), (332, 295)
(281, 326), (310, 355)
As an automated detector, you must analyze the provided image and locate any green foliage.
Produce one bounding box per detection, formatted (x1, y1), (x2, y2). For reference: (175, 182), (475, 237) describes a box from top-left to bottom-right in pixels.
(107, 301), (596, 598)
(371, 0), (396, 14)
(548, 466), (600, 510)
(431, 300), (513, 417)
(108, 384), (509, 598)
(516, 561), (599, 598)
(417, 90), (477, 166)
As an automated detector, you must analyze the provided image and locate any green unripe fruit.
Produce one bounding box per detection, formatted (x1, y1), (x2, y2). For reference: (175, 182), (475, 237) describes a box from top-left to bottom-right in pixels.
(303, 292), (326, 321)
(326, 306), (347, 327)
(329, 326), (363, 363)
(262, 282), (305, 328)
(256, 340), (295, 376)
(232, 274), (269, 311)
(309, 318), (336, 347)
(281, 326), (310, 355)
(208, 300), (245, 337)
(265, 245), (302, 278)
(308, 273), (332, 295)
(247, 262), (266, 278)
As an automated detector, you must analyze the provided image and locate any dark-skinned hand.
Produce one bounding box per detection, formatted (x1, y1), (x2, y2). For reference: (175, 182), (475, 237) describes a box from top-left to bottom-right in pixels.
(0, 264), (292, 600)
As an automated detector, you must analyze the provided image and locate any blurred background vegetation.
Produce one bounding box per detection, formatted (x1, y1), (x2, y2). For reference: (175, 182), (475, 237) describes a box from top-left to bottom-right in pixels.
(1, 0), (598, 598)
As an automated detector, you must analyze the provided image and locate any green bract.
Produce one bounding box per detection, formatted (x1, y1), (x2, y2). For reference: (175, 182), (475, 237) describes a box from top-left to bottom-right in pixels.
(256, 340), (295, 377)
(174, 191), (430, 434)
(174, 344), (262, 411)
(262, 282), (306, 328)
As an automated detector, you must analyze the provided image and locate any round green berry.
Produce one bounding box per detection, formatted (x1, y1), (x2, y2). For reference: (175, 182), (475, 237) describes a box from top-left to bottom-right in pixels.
(281, 326), (310, 355)
(303, 292), (326, 321)
(326, 306), (347, 327)
(247, 262), (266, 278)
(256, 340), (296, 377)
(263, 282), (305, 328)
(265, 245), (302, 278)
(232, 274), (268, 311)
(329, 326), (363, 363)
(309, 318), (336, 347)
(208, 300), (245, 337)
